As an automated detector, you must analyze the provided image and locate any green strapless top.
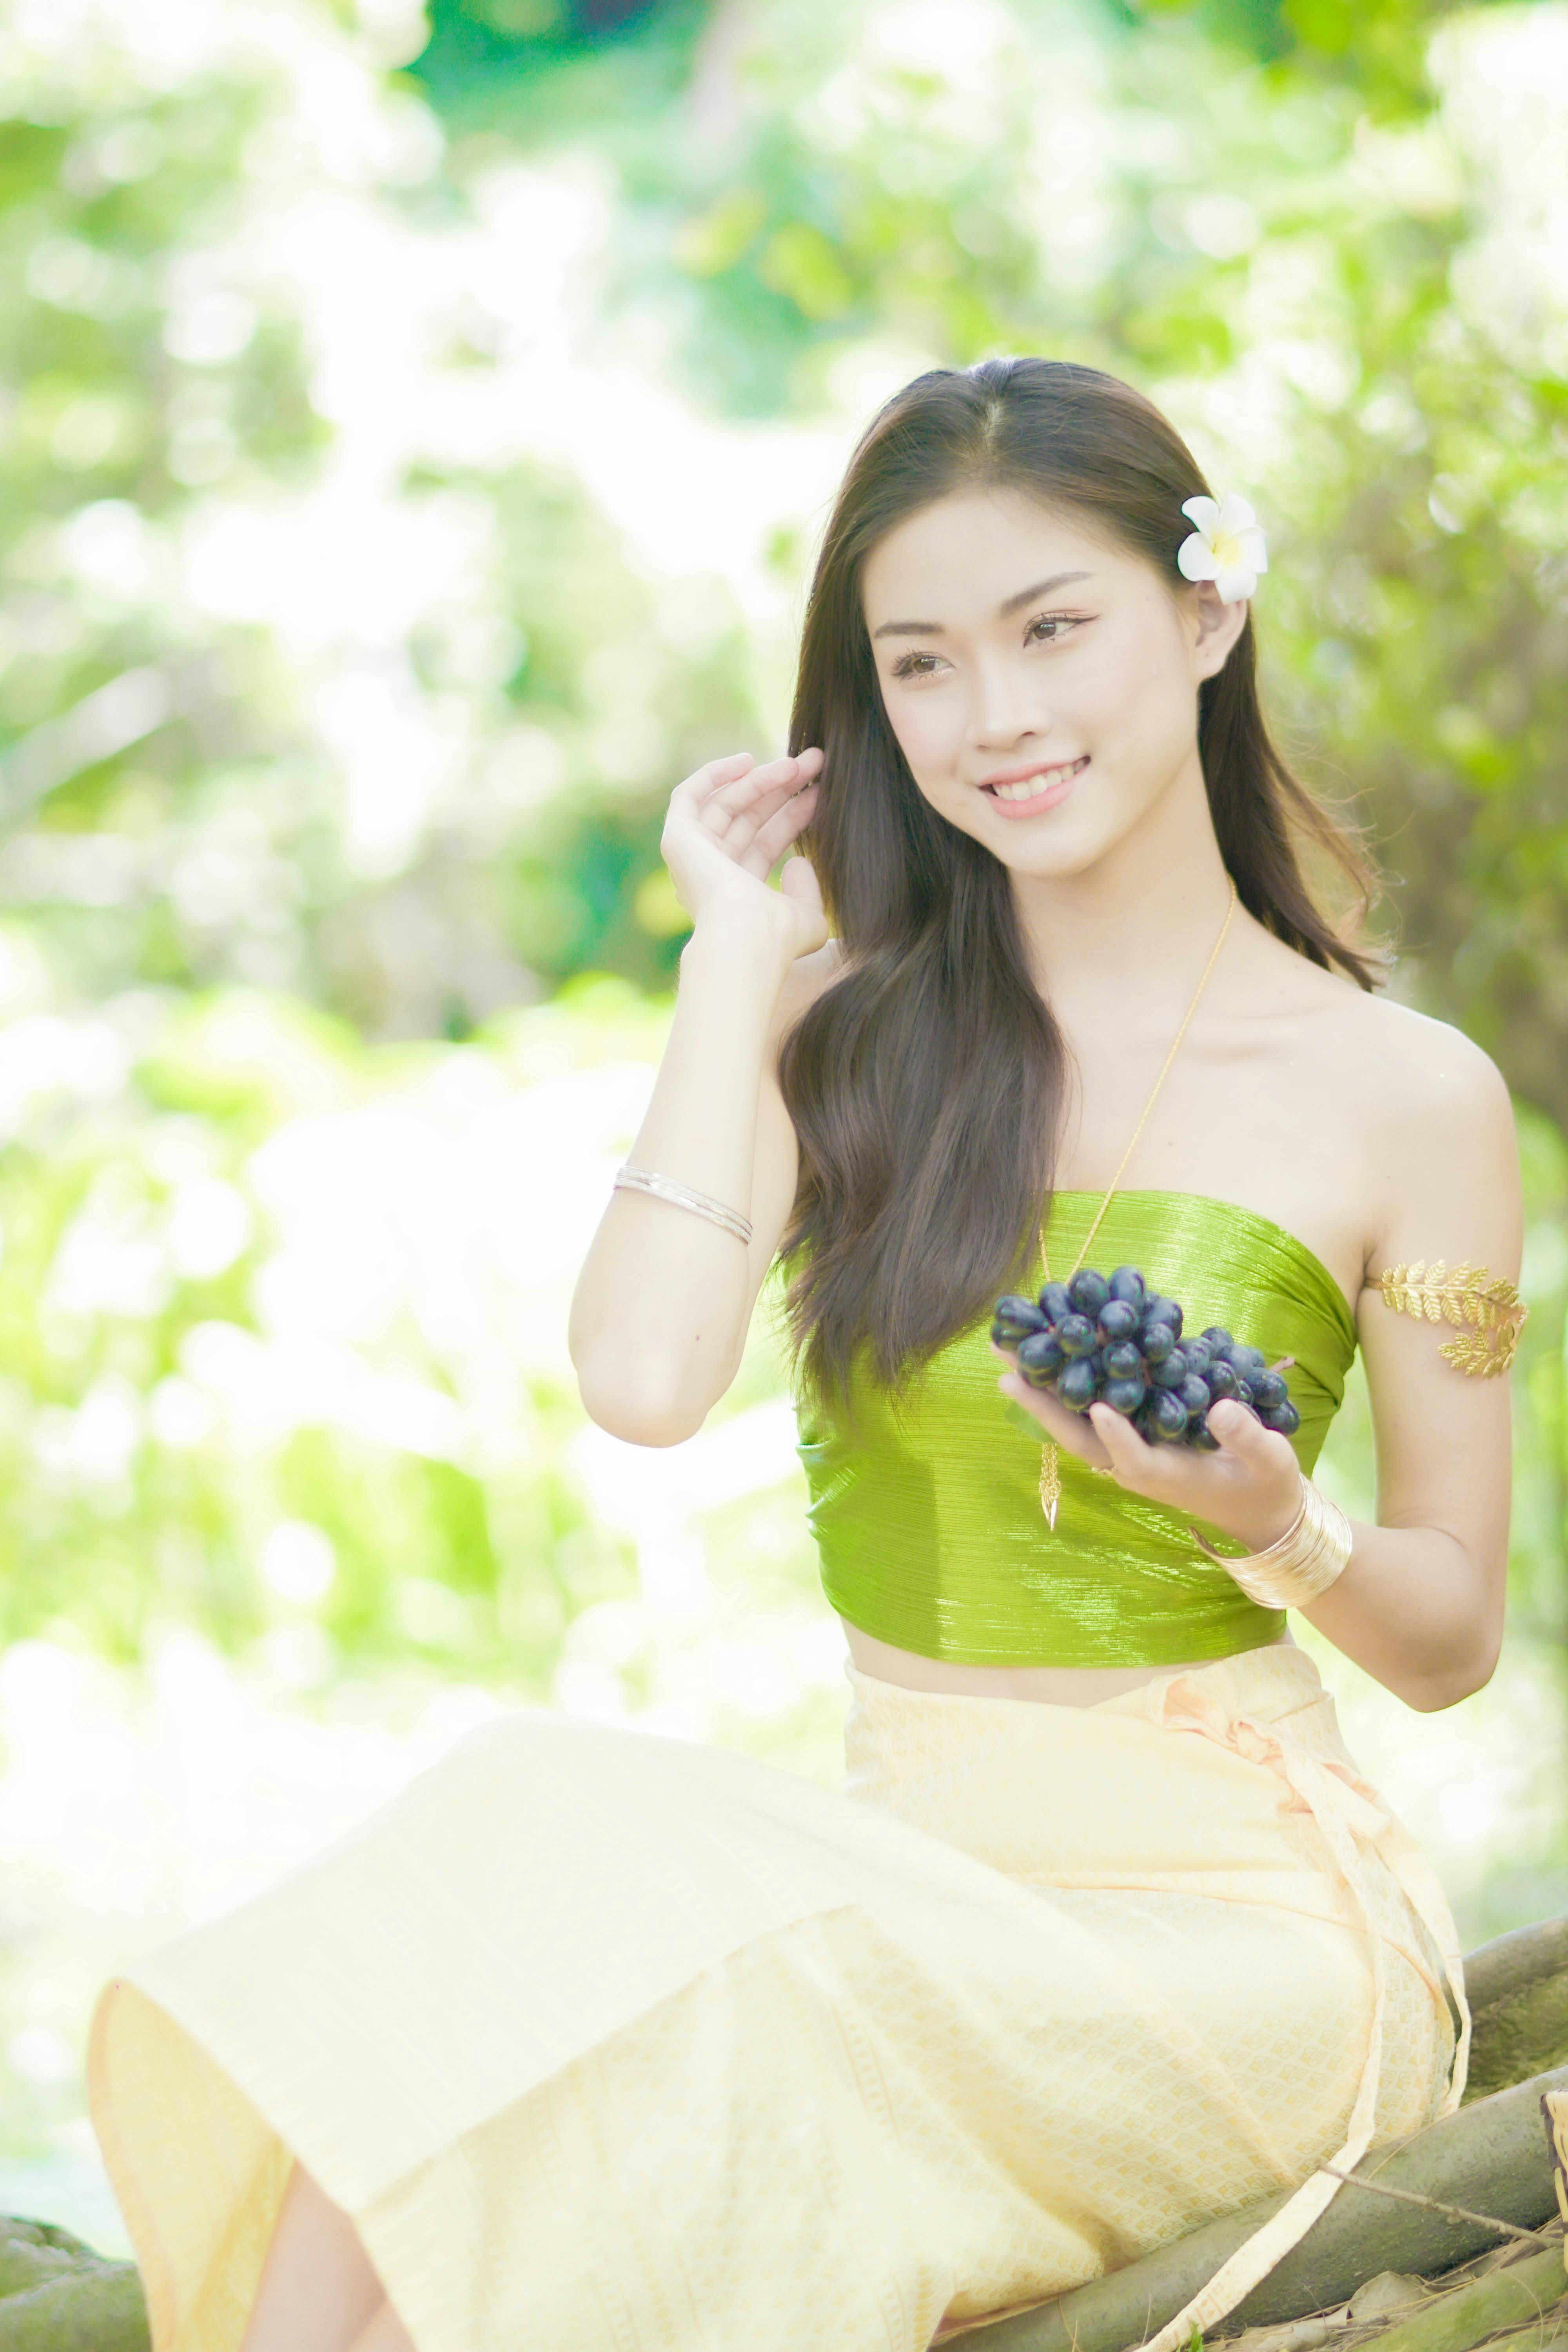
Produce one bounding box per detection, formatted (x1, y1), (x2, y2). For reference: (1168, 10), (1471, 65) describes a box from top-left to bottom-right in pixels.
(792, 1191), (1359, 1668)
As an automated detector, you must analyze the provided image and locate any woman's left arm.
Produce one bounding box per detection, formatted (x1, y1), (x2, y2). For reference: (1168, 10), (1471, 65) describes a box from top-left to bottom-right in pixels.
(995, 1032), (1523, 1713)
(1296, 1035), (1521, 1712)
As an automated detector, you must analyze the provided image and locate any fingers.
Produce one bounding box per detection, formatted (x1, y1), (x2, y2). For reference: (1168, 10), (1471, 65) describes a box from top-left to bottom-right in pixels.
(777, 853), (822, 905)
(1084, 1401), (1208, 1502)
(991, 1345), (1301, 1545)
(738, 783), (820, 875)
(726, 771), (817, 842)
(991, 1347), (1112, 1467)
(681, 750), (753, 807)
(1206, 1399), (1278, 1464)
(1082, 1396), (1302, 1553)
(708, 751), (757, 780)
(701, 747), (822, 818)
(685, 750), (822, 865)
(1203, 1404), (1305, 1546)
(1087, 1403), (1155, 1481)
(713, 753), (821, 840)
(713, 769), (819, 870)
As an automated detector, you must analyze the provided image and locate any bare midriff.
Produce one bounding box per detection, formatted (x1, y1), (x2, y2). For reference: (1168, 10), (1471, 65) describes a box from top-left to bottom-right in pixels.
(838, 1616), (1294, 1708)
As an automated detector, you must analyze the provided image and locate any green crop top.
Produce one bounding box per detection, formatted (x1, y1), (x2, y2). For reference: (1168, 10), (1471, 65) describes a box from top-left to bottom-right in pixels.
(792, 1190), (1360, 1668)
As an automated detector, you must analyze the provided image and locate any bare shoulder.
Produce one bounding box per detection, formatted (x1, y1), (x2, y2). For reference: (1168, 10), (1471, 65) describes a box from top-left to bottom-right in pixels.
(1229, 925), (1517, 1279)
(1327, 980), (1512, 1137)
(1247, 925), (1508, 1129)
(1306, 973), (1519, 1268)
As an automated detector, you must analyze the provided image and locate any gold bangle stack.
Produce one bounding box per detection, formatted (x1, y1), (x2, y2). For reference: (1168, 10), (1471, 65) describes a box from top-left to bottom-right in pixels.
(1191, 1477), (1353, 1611)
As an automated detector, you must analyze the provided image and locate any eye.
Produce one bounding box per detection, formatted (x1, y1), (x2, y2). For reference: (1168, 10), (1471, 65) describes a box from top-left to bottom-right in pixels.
(889, 650), (943, 679)
(1025, 612), (1084, 646)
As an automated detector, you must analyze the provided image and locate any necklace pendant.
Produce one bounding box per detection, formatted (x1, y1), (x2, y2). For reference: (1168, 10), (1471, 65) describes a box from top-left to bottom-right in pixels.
(1038, 1439), (1062, 1532)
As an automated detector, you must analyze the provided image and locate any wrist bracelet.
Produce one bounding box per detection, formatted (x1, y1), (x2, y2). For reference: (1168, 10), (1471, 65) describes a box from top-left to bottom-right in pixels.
(613, 1162), (753, 1246)
(1191, 1476), (1353, 1610)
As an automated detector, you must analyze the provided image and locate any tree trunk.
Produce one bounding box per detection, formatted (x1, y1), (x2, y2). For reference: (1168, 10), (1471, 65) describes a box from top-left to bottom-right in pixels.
(0, 2217), (148, 2351)
(1463, 1920), (1568, 2104)
(963, 2064), (1568, 2352)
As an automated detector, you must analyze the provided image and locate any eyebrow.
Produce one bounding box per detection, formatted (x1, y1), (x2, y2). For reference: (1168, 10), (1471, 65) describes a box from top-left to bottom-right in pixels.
(869, 570), (1094, 641)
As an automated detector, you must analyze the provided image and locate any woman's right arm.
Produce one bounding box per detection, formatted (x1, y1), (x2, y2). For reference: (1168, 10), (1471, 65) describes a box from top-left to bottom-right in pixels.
(567, 746), (831, 1447)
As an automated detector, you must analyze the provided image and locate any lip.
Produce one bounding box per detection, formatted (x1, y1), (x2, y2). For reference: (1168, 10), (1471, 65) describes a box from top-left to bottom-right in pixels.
(977, 753), (1089, 816)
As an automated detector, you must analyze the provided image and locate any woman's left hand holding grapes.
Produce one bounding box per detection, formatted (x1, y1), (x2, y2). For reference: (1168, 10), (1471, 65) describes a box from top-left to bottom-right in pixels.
(990, 1343), (1303, 1553)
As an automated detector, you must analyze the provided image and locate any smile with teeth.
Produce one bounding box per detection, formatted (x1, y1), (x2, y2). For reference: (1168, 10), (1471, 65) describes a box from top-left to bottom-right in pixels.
(982, 755), (1089, 801)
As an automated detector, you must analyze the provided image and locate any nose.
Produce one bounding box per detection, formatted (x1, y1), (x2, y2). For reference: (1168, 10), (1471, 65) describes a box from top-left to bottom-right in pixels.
(965, 651), (1047, 752)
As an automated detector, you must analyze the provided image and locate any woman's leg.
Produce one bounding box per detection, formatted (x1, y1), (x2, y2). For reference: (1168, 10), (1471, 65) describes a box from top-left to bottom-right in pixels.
(240, 2158), (412, 2352)
(346, 2305), (419, 2352)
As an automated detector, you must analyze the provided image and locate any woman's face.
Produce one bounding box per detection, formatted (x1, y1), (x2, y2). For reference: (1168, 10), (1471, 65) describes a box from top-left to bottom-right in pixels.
(860, 486), (1245, 879)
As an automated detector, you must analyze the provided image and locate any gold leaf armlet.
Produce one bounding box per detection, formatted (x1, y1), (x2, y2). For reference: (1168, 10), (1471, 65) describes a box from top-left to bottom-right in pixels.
(1373, 1259), (1528, 1376)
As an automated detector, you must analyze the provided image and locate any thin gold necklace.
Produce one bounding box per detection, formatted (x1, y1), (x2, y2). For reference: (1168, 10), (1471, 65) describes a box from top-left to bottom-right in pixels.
(1035, 878), (1238, 1530)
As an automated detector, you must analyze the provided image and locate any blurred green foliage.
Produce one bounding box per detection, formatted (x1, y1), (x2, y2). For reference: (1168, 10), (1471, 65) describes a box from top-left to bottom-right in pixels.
(1119, 0), (1490, 109)
(9, 0), (1567, 1110)
(402, 0), (1568, 1140)
(0, 975), (672, 1687)
(0, 0), (1563, 1843)
(0, 16), (772, 1031)
(577, 0), (1568, 1133)
(412, 0), (715, 140)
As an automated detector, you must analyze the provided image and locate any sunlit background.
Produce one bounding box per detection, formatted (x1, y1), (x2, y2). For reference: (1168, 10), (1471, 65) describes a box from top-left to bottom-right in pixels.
(0, 0), (1566, 2259)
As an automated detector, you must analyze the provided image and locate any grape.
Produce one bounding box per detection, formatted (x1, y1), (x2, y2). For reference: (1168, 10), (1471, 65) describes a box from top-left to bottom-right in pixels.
(1017, 1330), (1063, 1386)
(1097, 1299), (1140, 1344)
(1149, 1391), (1189, 1441)
(1068, 1269), (1111, 1317)
(1057, 1313), (1098, 1359)
(991, 1265), (1298, 1455)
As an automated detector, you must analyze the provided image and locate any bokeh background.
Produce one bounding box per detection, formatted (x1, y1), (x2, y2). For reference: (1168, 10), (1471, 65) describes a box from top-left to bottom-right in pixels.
(1, 0), (1566, 2258)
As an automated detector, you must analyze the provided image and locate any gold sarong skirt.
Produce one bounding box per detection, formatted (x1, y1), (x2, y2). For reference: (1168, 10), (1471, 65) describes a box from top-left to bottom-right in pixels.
(87, 1641), (1466, 2352)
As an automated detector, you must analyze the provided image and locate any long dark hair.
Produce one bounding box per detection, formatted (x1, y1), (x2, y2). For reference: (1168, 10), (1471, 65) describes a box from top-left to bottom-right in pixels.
(775, 356), (1379, 1421)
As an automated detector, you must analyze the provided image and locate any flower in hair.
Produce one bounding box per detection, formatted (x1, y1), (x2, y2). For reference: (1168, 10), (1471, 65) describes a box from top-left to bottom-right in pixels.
(1176, 493), (1268, 604)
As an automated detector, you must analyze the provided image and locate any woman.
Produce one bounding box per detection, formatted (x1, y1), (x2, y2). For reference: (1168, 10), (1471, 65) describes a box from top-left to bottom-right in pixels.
(87, 358), (1523, 2352)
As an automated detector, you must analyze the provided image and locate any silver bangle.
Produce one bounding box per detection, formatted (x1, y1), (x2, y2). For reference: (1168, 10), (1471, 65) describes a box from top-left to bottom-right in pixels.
(1191, 1476), (1353, 1609)
(612, 1162), (753, 1246)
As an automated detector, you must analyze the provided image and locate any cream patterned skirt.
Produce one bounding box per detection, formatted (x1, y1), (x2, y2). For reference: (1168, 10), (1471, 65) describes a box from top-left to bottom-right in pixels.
(87, 1641), (1467, 2352)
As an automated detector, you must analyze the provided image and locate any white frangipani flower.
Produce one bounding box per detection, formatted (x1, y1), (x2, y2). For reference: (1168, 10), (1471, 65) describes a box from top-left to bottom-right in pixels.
(1176, 493), (1269, 604)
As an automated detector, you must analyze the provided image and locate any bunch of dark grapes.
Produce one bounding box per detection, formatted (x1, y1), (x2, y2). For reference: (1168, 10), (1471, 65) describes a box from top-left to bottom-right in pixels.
(991, 1267), (1300, 1448)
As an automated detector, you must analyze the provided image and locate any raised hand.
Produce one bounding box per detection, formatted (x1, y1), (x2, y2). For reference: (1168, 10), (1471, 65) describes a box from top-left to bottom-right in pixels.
(661, 748), (827, 967)
(992, 1340), (1303, 1555)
